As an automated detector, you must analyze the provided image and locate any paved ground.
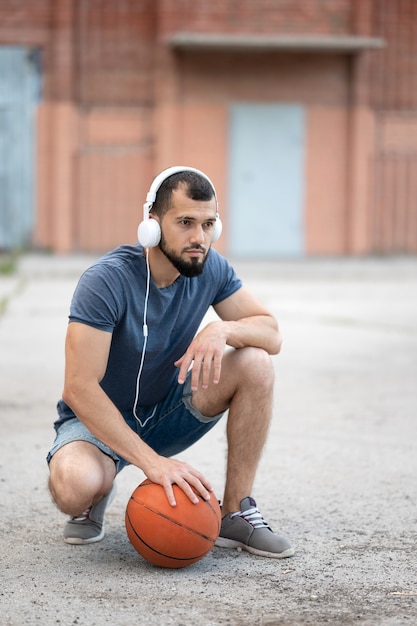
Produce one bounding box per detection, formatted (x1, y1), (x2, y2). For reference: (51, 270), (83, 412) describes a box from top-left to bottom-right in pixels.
(0, 252), (416, 625)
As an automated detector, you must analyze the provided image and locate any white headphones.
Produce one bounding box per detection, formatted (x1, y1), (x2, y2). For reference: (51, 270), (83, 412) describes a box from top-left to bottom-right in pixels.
(137, 166), (223, 248)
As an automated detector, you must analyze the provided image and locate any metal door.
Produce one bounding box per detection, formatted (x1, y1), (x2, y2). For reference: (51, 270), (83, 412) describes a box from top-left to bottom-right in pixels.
(228, 103), (305, 258)
(0, 46), (40, 250)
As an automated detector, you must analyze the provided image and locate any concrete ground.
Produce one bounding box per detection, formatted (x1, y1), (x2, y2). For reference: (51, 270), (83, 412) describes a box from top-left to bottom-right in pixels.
(0, 253), (416, 626)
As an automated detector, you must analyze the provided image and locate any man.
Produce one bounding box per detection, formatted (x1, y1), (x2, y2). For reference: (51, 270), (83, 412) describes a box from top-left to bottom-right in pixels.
(47, 166), (294, 559)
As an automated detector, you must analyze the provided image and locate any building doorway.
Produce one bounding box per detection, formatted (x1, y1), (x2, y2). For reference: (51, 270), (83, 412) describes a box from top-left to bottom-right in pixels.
(228, 103), (305, 258)
(0, 46), (41, 250)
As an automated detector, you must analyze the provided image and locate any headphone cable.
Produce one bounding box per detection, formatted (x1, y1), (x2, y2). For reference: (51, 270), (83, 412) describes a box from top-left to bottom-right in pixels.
(132, 248), (151, 425)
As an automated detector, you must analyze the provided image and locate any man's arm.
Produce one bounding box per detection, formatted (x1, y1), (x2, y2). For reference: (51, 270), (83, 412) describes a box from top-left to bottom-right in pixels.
(214, 286), (282, 353)
(62, 322), (213, 505)
(175, 286), (282, 391)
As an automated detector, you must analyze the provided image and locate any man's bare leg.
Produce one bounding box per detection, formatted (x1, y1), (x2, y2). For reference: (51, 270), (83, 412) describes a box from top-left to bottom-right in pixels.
(49, 441), (116, 544)
(49, 440), (116, 515)
(192, 346), (274, 514)
(193, 347), (294, 558)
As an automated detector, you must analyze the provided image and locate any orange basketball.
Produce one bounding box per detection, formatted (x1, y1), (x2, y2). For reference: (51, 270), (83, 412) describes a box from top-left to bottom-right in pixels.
(125, 479), (221, 568)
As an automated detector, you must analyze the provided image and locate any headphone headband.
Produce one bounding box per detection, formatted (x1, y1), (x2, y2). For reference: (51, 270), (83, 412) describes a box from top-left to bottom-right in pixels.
(145, 165), (217, 208)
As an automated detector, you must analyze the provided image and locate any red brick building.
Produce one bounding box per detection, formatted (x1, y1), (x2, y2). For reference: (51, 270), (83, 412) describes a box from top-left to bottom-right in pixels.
(0, 0), (416, 256)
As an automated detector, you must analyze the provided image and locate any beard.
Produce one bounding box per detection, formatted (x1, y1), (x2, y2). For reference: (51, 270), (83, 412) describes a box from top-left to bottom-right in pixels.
(159, 234), (210, 278)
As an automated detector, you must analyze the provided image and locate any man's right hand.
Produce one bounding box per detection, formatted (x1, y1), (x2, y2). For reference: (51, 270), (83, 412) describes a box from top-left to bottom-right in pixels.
(143, 455), (214, 507)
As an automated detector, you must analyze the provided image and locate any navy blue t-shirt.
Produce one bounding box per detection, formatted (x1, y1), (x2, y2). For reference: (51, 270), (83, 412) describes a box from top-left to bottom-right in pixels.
(56, 244), (242, 426)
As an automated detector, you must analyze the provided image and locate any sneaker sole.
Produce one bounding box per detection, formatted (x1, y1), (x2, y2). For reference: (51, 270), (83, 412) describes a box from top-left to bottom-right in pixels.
(215, 536), (295, 559)
(64, 525), (106, 545)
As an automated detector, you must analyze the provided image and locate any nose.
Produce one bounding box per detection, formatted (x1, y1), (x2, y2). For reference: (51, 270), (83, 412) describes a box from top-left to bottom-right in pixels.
(189, 224), (205, 245)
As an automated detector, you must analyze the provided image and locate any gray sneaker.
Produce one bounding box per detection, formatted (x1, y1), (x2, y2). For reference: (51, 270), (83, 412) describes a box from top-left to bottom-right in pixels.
(63, 483), (117, 545)
(215, 496), (295, 559)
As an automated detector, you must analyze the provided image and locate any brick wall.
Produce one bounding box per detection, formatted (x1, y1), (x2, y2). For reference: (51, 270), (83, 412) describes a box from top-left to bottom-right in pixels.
(368, 0), (417, 252)
(370, 0), (417, 110)
(157, 0), (352, 37)
(75, 0), (155, 106)
(0, 0), (50, 41)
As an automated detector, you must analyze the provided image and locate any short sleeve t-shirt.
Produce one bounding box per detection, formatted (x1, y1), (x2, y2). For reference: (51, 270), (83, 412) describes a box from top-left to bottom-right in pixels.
(56, 244), (242, 426)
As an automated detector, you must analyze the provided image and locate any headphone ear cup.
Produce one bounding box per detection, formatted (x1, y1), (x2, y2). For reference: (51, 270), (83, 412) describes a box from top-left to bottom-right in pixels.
(212, 217), (222, 243)
(137, 218), (161, 248)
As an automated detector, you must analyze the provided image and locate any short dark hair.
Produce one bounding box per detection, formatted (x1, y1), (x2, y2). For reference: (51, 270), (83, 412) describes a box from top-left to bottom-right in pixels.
(150, 171), (215, 218)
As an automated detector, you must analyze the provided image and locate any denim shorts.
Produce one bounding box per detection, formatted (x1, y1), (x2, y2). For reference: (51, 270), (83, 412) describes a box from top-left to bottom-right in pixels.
(46, 371), (225, 473)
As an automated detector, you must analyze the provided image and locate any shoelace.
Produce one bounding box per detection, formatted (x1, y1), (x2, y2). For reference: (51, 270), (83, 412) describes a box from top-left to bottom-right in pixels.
(71, 507), (91, 522)
(231, 506), (271, 530)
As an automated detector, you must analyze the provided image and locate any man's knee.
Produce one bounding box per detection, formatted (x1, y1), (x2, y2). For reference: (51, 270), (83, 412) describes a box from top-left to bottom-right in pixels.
(233, 347), (275, 390)
(48, 442), (115, 514)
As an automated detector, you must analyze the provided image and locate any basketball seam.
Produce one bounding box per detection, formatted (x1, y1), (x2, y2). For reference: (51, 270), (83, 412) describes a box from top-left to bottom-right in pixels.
(126, 512), (210, 562)
(129, 497), (218, 542)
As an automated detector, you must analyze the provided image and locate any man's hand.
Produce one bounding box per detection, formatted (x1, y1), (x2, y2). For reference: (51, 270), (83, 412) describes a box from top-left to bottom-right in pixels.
(175, 321), (227, 391)
(143, 455), (214, 506)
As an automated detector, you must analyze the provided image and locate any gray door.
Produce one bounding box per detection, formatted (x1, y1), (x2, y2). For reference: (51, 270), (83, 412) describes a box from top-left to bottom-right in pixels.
(0, 46), (40, 250)
(228, 103), (305, 258)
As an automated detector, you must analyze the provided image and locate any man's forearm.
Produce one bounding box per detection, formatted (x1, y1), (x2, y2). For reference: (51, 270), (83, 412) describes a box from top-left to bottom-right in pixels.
(62, 383), (159, 472)
(221, 316), (282, 354)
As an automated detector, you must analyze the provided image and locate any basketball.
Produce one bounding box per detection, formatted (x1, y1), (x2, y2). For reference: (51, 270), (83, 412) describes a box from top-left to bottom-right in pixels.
(125, 479), (221, 568)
